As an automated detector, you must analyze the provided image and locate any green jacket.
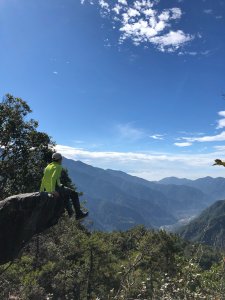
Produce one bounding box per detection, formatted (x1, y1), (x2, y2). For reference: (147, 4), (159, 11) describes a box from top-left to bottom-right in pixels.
(40, 161), (62, 192)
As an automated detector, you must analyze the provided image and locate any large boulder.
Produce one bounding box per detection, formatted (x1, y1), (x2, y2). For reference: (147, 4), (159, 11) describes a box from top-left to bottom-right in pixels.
(0, 192), (65, 265)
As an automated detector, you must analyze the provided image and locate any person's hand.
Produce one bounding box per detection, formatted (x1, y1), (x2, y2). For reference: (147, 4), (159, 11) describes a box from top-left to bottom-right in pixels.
(213, 159), (222, 166)
(52, 191), (60, 198)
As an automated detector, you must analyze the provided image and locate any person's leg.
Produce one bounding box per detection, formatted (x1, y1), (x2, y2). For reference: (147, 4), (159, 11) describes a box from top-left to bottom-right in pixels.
(63, 186), (88, 220)
(56, 186), (74, 217)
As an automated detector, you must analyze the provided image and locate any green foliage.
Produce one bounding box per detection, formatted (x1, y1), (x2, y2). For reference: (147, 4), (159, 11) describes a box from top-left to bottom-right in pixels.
(0, 221), (224, 300)
(0, 94), (54, 199)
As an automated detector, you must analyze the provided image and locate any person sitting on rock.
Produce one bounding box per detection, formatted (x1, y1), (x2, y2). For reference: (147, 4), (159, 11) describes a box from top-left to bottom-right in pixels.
(40, 152), (88, 220)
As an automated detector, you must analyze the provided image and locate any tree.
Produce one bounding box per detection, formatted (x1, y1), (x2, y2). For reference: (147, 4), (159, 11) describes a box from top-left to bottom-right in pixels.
(0, 94), (54, 199)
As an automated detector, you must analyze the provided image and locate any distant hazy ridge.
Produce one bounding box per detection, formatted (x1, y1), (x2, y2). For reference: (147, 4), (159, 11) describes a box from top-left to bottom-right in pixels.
(63, 158), (225, 231)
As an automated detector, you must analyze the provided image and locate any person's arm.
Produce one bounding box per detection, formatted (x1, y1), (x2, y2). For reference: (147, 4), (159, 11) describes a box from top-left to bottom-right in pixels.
(40, 180), (45, 192)
(40, 168), (46, 192)
(50, 165), (62, 192)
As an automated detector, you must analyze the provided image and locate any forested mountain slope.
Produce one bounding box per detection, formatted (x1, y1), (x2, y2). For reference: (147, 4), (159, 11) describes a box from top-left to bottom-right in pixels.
(63, 158), (210, 230)
(0, 221), (223, 299)
(178, 199), (225, 248)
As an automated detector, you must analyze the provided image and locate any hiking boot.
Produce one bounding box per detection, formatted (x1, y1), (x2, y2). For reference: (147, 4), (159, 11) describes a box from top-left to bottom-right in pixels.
(76, 210), (89, 220)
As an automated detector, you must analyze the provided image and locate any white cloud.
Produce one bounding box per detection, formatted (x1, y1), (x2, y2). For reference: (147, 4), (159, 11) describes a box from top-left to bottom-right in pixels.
(149, 134), (165, 140)
(56, 144), (225, 180)
(150, 30), (193, 52)
(81, 0), (94, 4)
(181, 131), (225, 143)
(118, 0), (127, 5)
(175, 111), (225, 147)
(174, 142), (192, 147)
(217, 119), (225, 129)
(143, 8), (154, 17)
(113, 4), (122, 14)
(56, 144), (162, 161)
(203, 9), (213, 14)
(119, 19), (158, 45)
(127, 7), (140, 18)
(214, 145), (225, 151)
(53, 71), (58, 75)
(218, 111), (225, 117)
(81, 0), (194, 53)
(55, 145), (207, 164)
(99, 0), (110, 12)
(134, 1), (153, 11)
(119, 6), (192, 51)
(178, 51), (198, 56)
(116, 123), (145, 140)
(170, 8), (182, 19)
(215, 111), (225, 129)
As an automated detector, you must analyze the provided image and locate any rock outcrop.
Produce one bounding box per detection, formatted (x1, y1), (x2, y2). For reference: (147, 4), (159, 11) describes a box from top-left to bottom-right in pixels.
(0, 192), (64, 265)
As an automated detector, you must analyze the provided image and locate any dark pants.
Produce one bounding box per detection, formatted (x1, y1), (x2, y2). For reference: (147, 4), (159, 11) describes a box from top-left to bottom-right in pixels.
(56, 186), (81, 216)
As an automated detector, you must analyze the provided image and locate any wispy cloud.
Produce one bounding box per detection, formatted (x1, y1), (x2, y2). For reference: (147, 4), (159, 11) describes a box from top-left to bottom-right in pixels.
(174, 142), (193, 147)
(116, 123), (145, 141)
(203, 9), (213, 14)
(178, 49), (212, 57)
(177, 131), (205, 136)
(174, 112), (225, 147)
(180, 131), (225, 143)
(149, 134), (165, 140)
(81, 0), (194, 53)
(174, 131), (225, 147)
(55, 144), (214, 165)
(73, 140), (85, 144)
(214, 145), (225, 151)
(178, 51), (198, 56)
(216, 111), (225, 129)
(56, 144), (225, 180)
(99, 0), (110, 13)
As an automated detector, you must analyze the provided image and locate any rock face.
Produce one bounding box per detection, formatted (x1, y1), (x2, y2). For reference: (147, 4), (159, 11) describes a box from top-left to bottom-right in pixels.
(0, 192), (64, 265)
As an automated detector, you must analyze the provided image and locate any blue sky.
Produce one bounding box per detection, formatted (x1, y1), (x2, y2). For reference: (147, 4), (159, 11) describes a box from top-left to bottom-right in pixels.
(0, 0), (225, 180)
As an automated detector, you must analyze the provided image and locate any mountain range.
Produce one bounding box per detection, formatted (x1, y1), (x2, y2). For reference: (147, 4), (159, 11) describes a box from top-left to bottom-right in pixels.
(159, 176), (225, 201)
(178, 200), (225, 248)
(62, 158), (225, 231)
